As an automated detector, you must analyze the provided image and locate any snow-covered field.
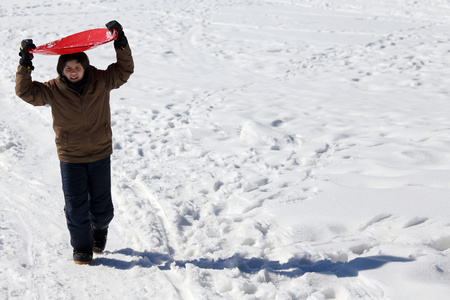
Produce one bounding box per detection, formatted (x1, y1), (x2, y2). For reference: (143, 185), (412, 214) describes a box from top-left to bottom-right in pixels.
(1, 0), (450, 299)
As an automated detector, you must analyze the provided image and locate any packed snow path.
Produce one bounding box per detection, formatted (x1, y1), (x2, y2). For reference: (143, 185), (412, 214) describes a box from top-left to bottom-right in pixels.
(1, 0), (450, 299)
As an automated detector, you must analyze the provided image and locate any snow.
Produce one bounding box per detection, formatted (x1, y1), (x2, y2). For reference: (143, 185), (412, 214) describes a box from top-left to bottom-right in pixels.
(1, 0), (450, 299)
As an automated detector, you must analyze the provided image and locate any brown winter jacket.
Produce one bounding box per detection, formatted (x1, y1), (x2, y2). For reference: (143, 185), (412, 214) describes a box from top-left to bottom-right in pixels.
(15, 45), (134, 163)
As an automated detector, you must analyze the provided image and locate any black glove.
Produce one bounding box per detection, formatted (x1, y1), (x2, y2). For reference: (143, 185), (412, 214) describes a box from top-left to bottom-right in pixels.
(19, 39), (36, 70)
(106, 20), (128, 50)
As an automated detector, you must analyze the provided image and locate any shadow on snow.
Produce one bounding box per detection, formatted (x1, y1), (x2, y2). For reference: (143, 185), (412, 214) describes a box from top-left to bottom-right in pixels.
(92, 248), (414, 278)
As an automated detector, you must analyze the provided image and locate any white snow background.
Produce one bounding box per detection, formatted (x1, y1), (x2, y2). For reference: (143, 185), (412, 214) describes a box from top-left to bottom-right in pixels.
(1, 0), (450, 299)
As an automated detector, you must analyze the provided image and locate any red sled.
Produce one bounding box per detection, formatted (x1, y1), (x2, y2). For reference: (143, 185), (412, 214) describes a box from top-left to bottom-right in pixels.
(30, 28), (118, 55)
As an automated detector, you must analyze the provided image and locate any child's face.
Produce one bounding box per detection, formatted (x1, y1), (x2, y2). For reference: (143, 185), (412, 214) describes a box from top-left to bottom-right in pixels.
(62, 60), (85, 83)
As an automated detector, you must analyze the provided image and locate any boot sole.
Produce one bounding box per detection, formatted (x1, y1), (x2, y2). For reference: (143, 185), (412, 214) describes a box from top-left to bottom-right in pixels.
(74, 260), (92, 265)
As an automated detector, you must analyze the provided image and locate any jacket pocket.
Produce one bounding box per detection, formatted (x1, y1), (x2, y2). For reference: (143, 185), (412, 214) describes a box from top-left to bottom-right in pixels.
(55, 126), (69, 152)
(104, 122), (112, 138)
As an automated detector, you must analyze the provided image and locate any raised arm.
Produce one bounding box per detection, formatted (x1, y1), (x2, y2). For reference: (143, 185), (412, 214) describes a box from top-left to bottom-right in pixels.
(104, 20), (134, 89)
(15, 39), (54, 106)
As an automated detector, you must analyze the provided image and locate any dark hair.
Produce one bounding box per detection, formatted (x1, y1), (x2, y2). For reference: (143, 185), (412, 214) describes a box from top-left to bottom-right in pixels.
(57, 52), (90, 75)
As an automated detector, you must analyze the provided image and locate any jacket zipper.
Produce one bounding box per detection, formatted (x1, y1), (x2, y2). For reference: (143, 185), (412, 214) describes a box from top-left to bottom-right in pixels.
(79, 84), (94, 162)
(63, 77), (98, 162)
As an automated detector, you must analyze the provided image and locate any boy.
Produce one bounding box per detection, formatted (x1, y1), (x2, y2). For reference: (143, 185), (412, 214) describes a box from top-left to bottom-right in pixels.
(15, 20), (134, 264)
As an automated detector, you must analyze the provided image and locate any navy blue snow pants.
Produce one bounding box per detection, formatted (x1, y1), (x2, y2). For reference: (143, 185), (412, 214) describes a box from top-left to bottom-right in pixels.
(60, 156), (114, 252)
